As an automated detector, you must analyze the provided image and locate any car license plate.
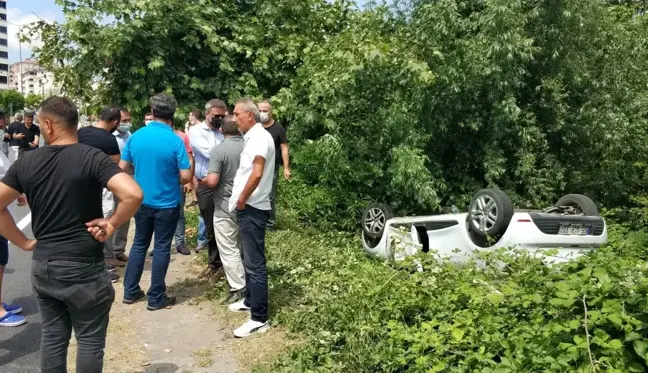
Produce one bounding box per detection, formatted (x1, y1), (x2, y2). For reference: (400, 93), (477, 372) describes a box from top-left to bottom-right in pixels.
(558, 224), (590, 235)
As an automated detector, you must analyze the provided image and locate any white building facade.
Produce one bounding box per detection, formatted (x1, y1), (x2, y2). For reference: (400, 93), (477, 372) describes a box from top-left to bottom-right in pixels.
(9, 59), (59, 97)
(0, 1), (8, 90)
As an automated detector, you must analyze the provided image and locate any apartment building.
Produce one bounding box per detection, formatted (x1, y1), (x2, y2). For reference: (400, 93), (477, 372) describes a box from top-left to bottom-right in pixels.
(0, 0), (8, 90)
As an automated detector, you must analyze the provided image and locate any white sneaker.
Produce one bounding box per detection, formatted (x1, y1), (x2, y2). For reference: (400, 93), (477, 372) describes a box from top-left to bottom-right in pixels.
(228, 299), (251, 313)
(233, 319), (269, 338)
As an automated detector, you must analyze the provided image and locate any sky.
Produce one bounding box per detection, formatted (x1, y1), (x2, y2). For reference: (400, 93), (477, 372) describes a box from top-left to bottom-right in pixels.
(6, 0), (372, 64)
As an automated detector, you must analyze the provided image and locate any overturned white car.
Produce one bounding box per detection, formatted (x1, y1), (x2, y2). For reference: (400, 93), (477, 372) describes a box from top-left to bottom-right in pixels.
(361, 189), (608, 264)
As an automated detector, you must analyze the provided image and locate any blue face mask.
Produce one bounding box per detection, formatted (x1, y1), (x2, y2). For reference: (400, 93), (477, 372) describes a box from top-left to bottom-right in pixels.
(118, 122), (131, 132)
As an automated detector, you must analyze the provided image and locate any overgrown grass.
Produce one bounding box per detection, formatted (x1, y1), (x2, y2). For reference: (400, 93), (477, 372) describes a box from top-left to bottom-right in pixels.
(238, 225), (648, 372)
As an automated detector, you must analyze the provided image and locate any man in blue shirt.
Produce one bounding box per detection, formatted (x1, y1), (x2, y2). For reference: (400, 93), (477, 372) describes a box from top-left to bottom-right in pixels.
(120, 93), (192, 310)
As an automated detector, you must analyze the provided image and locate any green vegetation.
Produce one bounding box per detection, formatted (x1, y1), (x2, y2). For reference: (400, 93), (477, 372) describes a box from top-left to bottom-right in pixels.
(26, 0), (648, 371)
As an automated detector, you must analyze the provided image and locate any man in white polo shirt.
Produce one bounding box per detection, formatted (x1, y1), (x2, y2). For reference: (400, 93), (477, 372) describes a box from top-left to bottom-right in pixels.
(227, 98), (275, 338)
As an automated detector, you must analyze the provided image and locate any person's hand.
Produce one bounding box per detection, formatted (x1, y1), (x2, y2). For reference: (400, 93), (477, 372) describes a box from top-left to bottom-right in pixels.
(14, 133), (25, 139)
(29, 142), (37, 148)
(184, 183), (193, 193)
(3, 133), (10, 139)
(284, 167), (291, 181)
(22, 239), (37, 251)
(236, 198), (246, 211)
(16, 195), (27, 206)
(85, 218), (116, 242)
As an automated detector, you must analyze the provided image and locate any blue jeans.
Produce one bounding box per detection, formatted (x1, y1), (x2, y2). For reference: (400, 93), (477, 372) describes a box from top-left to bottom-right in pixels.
(173, 188), (186, 246)
(123, 205), (180, 307)
(238, 205), (270, 323)
(197, 215), (207, 247)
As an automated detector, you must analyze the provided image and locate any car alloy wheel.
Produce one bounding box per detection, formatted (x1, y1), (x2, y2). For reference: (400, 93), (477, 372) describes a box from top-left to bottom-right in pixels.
(364, 207), (386, 236)
(470, 195), (498, 233)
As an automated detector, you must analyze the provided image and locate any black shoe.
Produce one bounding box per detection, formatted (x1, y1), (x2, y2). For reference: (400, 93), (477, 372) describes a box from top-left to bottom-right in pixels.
(176, 244), (190, 256)
(110, 272), (120, 283)
(106, 263), (116, 272)
(147, 296), (176, 311)
(123, 290), (146, 305)
(149, 250), (154, 257)
(220, 288), (246, 306)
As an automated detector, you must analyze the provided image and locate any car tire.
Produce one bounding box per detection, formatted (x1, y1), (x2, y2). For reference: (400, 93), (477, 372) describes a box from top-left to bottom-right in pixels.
(362, 203), (394, 239)
(468, 189), (514, 238)
(555, 194), (599, 216)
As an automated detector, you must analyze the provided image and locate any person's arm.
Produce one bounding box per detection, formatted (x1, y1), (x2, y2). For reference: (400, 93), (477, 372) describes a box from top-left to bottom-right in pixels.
(119, 135), (133, 172)
(107, 136), (121, 164)
(188, 126), (212, 159)
(206, 147), (223, 188)
(86, 154), (143, 241)
(176, 139), (193, 185)
(237, 156), (265, 210)
(0, 161), (35, 250)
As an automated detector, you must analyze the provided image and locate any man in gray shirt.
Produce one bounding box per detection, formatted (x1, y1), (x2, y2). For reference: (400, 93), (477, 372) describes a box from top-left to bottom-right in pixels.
(206, 115), (246, 305)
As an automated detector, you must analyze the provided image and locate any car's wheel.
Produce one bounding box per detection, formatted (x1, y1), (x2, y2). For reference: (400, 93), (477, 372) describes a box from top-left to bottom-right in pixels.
(362, 203), (394, 239)
(468, 189), (514, 237)
(555, 194), (599, 216)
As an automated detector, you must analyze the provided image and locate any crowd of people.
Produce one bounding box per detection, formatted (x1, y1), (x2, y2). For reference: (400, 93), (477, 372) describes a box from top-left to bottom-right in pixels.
(0, 92), (291, 372)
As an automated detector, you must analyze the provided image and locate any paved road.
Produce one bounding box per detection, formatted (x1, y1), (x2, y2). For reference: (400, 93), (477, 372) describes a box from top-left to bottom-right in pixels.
(0, 204), (41, 372)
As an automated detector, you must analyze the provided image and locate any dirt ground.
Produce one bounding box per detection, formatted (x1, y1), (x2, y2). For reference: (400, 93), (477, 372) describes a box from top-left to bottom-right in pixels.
(65, 219), (243, 373)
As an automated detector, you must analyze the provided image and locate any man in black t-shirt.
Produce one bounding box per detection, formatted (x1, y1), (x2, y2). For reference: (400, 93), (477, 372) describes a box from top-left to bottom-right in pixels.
(7, 112), (40, 157)
(0, 96), (143, 373)
(258, 100), (291, 230)
(78, 105), (125, 274)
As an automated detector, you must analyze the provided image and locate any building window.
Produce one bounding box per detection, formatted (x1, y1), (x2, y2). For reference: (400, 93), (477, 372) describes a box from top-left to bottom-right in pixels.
(0, 14), (5, 21)
(0, 64), (7, 71)
(0, 26), (6, 34)
(0, 39), (6, 46)
(0, 51), (6, 59)
(0, 1), (6, 9)
(0, 76), (7, 84)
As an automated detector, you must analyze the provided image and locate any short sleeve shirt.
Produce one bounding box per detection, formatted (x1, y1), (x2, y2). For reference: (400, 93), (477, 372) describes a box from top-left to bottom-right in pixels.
(78, 126), (120, 156)
(208, 136), (244, 218)
(8, 123), (40, 151)
(264, 122), (287, 167)
(229, 123), (276, 211)
(122, 121), (190, 208)
(175, 130), (192, 155)
(1, 144), (123, 262)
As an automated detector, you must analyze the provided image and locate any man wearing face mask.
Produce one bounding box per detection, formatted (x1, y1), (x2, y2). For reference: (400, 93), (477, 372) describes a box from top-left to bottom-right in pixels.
(77, 105), (125, 279)
(109, 108), (135, 264)
(189, 99), (226, 278)
(258, 100), (290, 231)
(144, 112), (154, 126)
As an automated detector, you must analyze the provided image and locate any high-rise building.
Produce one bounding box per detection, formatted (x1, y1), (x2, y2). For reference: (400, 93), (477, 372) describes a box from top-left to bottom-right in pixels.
(9, 59), (59, 97)
(0, 0), (8, 90)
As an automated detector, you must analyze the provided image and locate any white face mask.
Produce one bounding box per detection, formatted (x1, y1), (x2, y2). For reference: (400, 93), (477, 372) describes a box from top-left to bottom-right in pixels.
(259, 112), (269, 123)
(118, 122), (131, 132)
(145, 119), (153, 126)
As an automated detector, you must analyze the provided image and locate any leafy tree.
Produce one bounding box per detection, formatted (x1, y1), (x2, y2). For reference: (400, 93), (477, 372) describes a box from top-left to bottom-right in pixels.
(24, 93), (43, 110)
(0, 90), (25, 115)
(26, 0), (353, 118)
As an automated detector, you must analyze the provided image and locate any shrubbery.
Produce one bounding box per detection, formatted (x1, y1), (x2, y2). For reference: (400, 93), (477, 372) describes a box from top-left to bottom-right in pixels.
(258, 226), (648, 372)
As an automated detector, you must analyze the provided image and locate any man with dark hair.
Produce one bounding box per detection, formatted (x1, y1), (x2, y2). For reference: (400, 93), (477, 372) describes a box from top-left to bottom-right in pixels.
(185, 109), (203, 135)
(121, 93), (192, 310)
(7, 111), (40, 158)
(258, 100), (291, 230)
(6, 113), (22, 162)
(207, 115), (246, 305)
(228, 98), (275, 338)
(78, 105), (124, 277)
(189, 99), (226, 277)
(144, 112), (154, 126)
(109, 108), (134, 264)
(0, 96), (143, 371)
(171, 116), (194, 256)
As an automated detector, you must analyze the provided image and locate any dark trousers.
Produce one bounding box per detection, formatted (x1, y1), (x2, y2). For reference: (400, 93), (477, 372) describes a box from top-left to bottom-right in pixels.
(196, 183), (222, 269)
(238, 205), (270, 323)
(31, 259), (114, 373)
(123, 205), (180, 307)
(268, 165), (280, 230)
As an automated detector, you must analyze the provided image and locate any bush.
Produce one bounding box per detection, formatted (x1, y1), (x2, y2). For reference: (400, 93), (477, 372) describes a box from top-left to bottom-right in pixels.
(257, 227), (648, 372)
